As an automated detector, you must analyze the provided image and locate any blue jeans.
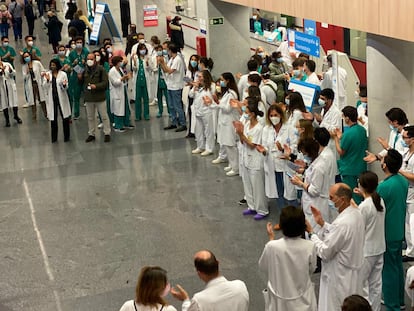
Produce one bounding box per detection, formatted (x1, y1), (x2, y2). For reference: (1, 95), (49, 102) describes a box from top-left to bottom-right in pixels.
(12, 17), (22, 39)
(0, 23), (8, 38)
(167, 89), (186, 126)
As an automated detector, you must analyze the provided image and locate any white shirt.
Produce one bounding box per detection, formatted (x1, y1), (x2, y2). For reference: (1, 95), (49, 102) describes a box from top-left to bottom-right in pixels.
(405, 266), (414, 307)
(119, 300), (177, 311)
(237, 70), (259, 98)
(311, 206), (365, 311)
(260, 80), (278, 106)
(189, 83), (215, 117)
(181, 276), (249, 311)
(165, 55), (185, 90)
(358, 196), (386, 257)
(243, 121), (263, 170)
(402, 150), (414, 203)
(305, 72), (321, 86)
(378, 128), (408, 158)
(259, 237), (317, 311)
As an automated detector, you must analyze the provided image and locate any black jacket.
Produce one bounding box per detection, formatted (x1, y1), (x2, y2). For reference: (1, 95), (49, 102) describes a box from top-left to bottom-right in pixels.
(46, 16), (63, 44)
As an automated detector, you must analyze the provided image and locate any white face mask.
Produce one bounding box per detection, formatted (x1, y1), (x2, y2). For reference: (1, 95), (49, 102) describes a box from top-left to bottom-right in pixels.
(27, 41), (34, 47)
(76, 43), (82, 49)
(86, 59), (94, 67)
(139, 39), (145, 44)
(58, 50), (65, 56)
(95, 56), (101, 62)
(270, 116), (280, 125)
(71, 44), (76, 49)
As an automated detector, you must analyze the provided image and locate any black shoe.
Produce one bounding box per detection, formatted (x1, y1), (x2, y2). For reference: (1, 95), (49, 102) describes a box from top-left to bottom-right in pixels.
(238, 199), (247, 205)
(402, 255), (414, 262)
(186, 133), (195, 138)
(175, 125), (187, 132)
(85, 135), (95, 143)
(104, 135), (111, 142)
(14, 117), (22, 124)
(5, 122), (10, 127)
(164, 124), (177, 130)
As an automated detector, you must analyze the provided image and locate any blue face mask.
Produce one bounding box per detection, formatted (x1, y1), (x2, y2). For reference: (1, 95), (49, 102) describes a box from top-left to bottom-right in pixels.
(197, 64), (202, 71)
(277, 57), (283, 63)
(402, 140), (409, 148)
(220, 80), (227, 88)
(292, 69), (301, 77)
(294, 129), (300, 136)
(303, 155), (312, 163)
(190, 60), (198, 68)
(389, 124), (397, 132)
(361, 102), (367, 109)
(162, 49), (168, 56)
(318, 99), (326, 107)
(328, 200), (336, 211)
(157, 51), (163, 56)
(258, 52), (264, 58)
(243, 113), (250, 120)
(241, 106), (247, 112)
(285, 98), (290, 106)
(24, 56), (31, 63)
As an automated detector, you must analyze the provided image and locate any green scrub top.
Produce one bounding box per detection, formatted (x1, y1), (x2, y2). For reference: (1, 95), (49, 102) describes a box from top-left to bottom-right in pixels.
(68, 47), (89, 71)
(0, 46), (16, 67)
(377, 173), (408, 242)
(337, 123), (367, 176)
(23, 46), (42, 58)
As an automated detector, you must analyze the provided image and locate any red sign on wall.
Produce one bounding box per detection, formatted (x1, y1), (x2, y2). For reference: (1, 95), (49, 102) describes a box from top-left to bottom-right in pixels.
(143, 5), (158, 27)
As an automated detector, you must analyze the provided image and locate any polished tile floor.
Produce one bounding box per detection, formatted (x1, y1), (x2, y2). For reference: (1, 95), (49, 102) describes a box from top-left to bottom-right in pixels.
(0, 10), (411, 311)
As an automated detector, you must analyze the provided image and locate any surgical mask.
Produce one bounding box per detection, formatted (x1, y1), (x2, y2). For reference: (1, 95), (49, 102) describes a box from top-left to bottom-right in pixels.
(328, 200), (336, 211)
(157, 51), (163, 56)
(139, 49), (146, 56)
(161, 283), (171, 297)
(241, 106), (247, 112)
(177, 20), (182, 25)
(270, 116), (280, 125)
(71, 44), (76, 49)
(252, 15), (257, 20)
(258, 52), (264, 58)
(294, 129), (299, 136)
(24, 56), (31, 63)
(285, 98), (290, 106)
(361, 102), (367, 109)
(389, 124), (397, 132)
(277, 57), (283, 63)
(86, 59), (94, 67)
(162, 49), (168, 56)
(292, 69), (301, 77)
(303, 155), (312, 163)
(2, 42), (8, 47)
(27, 40), (33, 46)
(139, 39), (145, 44)
(401, 140), (409, 148)
(58, 51), (65, 56)
(220, 80), (227, 88)
(190, 60), (197, 68)
(197, 64), (202, 71)
(106, 47), (112, 53)
(95, 56), (101, 62)
(76, 43), (82, 49)
(318, 99), (326, 107)
(243, 113), (250, 120)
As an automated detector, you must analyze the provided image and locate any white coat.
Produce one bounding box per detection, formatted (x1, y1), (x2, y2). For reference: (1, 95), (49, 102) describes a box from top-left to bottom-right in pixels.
(109, 66), (128, 116)
(129, 54), (151, 101)
(305, 72), (321, 86)
(182, 276), (249, 311)
(189, 84), (214, 117)
(261, 123), (297, 199)
(23, 60), (46, 105)
(311, 206), (365, 311)
(320, 66), (347, 110)
(0, 62), (17, 109)
(301, 153), (332, 231)
(42, 71), (71, 121)
(259, 237), (317, 311)
(216, 89), (239, 147)
(119, 300), (177, 311)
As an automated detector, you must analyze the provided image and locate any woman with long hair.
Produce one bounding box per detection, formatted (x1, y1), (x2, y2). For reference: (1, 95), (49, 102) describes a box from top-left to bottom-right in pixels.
(354, 171), (385, 311)
(185, 54), (200, 137)
(119, 266), (177, 311)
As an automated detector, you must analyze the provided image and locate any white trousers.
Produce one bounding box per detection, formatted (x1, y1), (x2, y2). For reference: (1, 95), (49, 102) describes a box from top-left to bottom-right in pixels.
(225, 145), (238, 173)
(218, 144), (227, 160)
(242, 167), (267, 215)
(359, 254), (384, 311)
(405, 202), (414, 256)
(195, 114), (215, 152)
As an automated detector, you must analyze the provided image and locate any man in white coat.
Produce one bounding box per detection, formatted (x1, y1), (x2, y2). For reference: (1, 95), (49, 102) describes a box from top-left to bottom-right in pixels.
(171, 250), (249, 311)
(306, 183), (365, 311)
(320, 54), (347, 110)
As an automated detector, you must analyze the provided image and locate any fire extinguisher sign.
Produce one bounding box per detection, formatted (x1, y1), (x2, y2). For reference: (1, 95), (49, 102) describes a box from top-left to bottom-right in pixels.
(143, 4), (158, 27)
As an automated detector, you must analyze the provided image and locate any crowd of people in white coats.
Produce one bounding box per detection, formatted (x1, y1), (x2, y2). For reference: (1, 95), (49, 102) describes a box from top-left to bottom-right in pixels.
(2, 17), (414, 310)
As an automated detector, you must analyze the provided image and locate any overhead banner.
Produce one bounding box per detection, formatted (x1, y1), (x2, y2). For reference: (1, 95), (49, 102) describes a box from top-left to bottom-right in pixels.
(143, 4), (158, 27)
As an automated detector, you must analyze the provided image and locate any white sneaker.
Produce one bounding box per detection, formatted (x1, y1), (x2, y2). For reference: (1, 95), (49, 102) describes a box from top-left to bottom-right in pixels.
(201, 150), (213, 156)
(97, 123), (103, 129)
(114, 128), (125, 133)
(212, 157), (227, 164)
(224, 166), (232, 172)
(23, 103), (29, 108)
(149, 100), (156, 106)
(192, 148), (204, 154)
(226, 170), (239, 177)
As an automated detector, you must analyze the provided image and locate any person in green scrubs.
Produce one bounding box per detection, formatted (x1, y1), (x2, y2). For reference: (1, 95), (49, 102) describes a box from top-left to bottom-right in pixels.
(67, 36), (88, 119)
(333, 106), (367, 203)
(377, 149), (408, 311)
(0, 36), (16, 67)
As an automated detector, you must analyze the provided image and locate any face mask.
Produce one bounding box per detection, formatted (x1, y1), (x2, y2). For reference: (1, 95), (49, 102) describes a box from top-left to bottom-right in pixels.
(24, 56), (31, 63)
(121, 62), (126, 68)
(161, 283), (171, 297)
(107, 47), (112, 53)
(95, 56), (101, 62)
(157, 51), (163, 56)
(328, 200), (336, 211)
(197, 64), (202, 72)
(285, 98), (290, 106)
(252, 15), (257, 20)
(58, 51), (65, 56)
(71, 44), (76, 49)
(76, 43), (82, 49)
(292, 69), (301, 77)
(241, 106), (247, 112)
(401, 140), (409, 148)
(361, 102), (367, 109)
(177, 20), (182, 25)
(277, 57), (283, 63)
(190, 60), (198, 68)
(243, 113), (250, 120)
(50, 66), (56, 71)
(258, 52), (264, 58)
(220, 80), (227, 88)
(294, 129), (299, 136)
(139, 49), (146, 56)
(139, 39), (145, 44)
(27, 41), (34, 47)
(86, 59), (94, 67)
(2, 42), (8, 47)
(270, 116), (280, 125)
(318, 99), (326, 107)
(162, 49), (168, 56)
(303, 155), (312, 163)
(389, 124), (397, 132)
